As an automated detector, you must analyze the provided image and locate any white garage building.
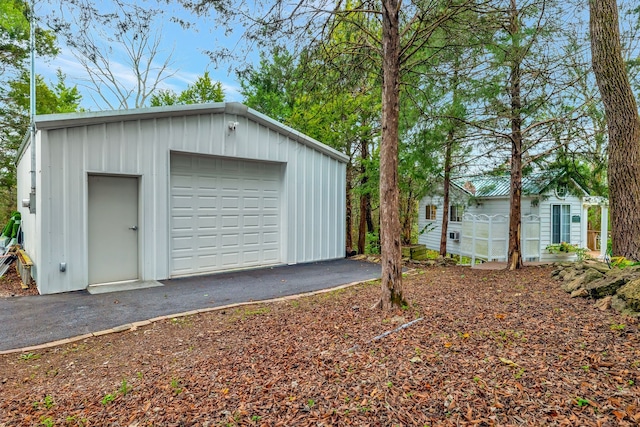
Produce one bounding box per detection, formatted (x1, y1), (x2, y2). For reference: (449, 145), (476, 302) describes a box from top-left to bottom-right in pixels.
(17, 103), (347, 294)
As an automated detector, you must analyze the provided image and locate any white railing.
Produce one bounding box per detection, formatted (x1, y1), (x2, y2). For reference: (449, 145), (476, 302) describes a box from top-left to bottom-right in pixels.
(522, 215), (541, 261)
(460, 214), (540, 265)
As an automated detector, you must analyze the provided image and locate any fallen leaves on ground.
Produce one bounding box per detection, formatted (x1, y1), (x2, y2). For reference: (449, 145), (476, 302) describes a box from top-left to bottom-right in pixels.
(1, 264), (640, 426)
(0, 262), (38, 298)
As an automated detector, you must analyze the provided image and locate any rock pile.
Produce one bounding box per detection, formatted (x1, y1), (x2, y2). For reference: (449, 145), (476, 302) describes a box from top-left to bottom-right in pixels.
(553, 261), (640, 315)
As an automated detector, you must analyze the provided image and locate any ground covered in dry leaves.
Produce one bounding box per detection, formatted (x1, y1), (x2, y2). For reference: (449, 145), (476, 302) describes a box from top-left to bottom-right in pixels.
(1, 264), (639, 426)
(0, 263), (38, 298)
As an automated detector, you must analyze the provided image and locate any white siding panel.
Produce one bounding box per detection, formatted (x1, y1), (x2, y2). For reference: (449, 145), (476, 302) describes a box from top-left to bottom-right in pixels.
(43, 129), (76, 292)
(305, 146), (314, 261)
(539, 193), (584, 261)
(321, 154), (328, 259)
(295, 144), (305, 261)
(257, 124), (268, 160)
(335, 159), (346, 259)
(223, 116), (238, 158)
(85, 124), (106, 170)
(330, 155), (340, 260)
(417, 195), (446, 253)
(471, 199), (510, 216)
(123, 121), (141, 172)
(339, 163), (347, 257)
(16, 138), (39, 285)
(104, 122), (124, 172)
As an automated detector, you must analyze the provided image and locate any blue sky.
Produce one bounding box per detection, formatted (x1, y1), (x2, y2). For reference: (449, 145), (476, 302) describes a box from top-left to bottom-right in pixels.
(29, 0), (637, 112)
(34, 0), (251, 110)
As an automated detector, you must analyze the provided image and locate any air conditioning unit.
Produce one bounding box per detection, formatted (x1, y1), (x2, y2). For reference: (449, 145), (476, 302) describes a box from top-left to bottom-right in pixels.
(449, 231), (460, 241)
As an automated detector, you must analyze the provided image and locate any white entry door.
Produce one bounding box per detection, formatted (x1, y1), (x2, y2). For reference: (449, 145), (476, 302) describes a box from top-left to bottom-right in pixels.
(88, 175), (139, 284)
(170, 153), (282, 276)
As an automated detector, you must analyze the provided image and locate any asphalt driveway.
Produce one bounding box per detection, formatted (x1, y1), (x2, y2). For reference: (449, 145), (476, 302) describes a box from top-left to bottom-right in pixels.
(0, 259), (381, 352)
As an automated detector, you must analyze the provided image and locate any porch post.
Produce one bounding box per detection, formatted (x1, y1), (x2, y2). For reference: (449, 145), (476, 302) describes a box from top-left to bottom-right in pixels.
(581, 202), (588, 250)
(487, 216), (491, 262)
(471, 216), (476, 266)
(522, 215), (528, 261)
(600, 203), (609, 259)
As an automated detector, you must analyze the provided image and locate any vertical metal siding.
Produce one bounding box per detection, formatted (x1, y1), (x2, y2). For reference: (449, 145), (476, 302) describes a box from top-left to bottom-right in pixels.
(16, 137), (39, 286)
(321, 154), (328, 259)
(305, 146), (313, 261)
(328, 157), (336, 258)
(294, 143), (304, 262)
(333, 158), (344, 259)
(327, 154), (338, 259)
(33, 110), (345, 294)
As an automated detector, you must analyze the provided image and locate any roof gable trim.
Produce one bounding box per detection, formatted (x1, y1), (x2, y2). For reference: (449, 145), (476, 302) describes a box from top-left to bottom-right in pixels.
(34, 102), (348, 163)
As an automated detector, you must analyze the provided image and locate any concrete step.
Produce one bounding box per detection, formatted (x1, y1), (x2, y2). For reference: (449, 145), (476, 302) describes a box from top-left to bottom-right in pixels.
(87, 280), (164, 295)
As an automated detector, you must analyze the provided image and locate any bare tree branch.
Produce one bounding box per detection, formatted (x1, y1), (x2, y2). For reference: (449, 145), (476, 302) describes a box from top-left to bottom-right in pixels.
(51, 0), (177, 109)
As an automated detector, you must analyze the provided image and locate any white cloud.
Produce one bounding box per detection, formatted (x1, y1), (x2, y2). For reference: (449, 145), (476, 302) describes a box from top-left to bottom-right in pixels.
(31, 2), (253, 110)
(220, 81), (242, 102)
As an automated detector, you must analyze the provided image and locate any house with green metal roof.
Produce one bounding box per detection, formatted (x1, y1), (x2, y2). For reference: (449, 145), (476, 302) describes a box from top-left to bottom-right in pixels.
(417, 172), (609, 263)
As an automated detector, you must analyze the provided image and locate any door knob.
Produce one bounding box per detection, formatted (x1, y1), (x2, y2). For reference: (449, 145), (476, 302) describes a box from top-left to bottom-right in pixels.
(129, 226), (138, 231)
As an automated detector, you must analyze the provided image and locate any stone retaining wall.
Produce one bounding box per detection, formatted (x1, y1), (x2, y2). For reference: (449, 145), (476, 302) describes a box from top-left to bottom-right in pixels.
(553, 261), (640, 316)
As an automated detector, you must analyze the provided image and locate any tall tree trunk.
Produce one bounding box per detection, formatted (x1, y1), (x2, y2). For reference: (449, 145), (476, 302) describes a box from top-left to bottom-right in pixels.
(440, 129), (453, 257)
(357, 191), (367, 255)
(345, 161), (354, 253)
(358, 138), (369, 254)
(440, 60), (460, 258)
(589, 0), (640, 260)
(507, 0), (523, 270)
(377, 0), (405, 310)
(402, 186), (414, 245)
(366, 198), (374, 233)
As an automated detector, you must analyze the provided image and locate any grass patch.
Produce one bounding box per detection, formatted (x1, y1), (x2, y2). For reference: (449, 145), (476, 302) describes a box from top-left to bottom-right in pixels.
(61, 343), (88, 355)
(101, 393), (116, 405)
(119, 378), (130, 396)
(170, 316), (194, 327)
(313, 287), (349, 301)
(235, 306), (270, 319)
(171, 378), (183, 395)
(19, 352), (40, 361)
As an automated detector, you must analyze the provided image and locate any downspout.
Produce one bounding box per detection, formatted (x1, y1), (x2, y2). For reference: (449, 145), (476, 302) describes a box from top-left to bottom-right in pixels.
(28, 0), (36, 213)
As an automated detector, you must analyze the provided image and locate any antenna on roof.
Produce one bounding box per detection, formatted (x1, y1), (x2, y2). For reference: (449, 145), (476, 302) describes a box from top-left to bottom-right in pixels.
(28, 0), (37, 213)
(29, 0), (35, 125)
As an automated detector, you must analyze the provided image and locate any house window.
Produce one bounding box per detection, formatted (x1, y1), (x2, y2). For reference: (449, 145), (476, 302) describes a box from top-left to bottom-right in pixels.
(555, 184), (568, 199)
(450, 205), (464, 222)
(425, 205), (437, 220)
(551, 204), (571, 244)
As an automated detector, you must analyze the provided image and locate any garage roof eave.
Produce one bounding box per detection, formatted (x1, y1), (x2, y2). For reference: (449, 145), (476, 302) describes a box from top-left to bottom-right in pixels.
(244, 106), (348, 163)
(34, 102), (349, 164)
(34, 103), (229, 130)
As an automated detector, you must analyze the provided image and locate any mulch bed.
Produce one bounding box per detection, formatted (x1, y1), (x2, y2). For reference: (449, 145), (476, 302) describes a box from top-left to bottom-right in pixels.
(1, 264), (639, 426)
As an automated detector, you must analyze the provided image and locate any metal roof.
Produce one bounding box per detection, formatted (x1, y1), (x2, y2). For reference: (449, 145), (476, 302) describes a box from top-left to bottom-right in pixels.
(453, 172), (563, 197)
(30, 102), (349, 163)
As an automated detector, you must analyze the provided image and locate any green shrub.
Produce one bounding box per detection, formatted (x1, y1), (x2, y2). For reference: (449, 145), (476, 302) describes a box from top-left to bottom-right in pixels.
(365, 232), (380, 255)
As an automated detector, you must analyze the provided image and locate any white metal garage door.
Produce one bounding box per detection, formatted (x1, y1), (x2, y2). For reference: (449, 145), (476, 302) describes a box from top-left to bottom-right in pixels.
(170, 153), (283, 276)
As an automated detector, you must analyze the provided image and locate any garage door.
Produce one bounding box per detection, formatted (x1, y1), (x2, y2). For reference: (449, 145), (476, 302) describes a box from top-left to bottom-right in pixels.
(170, 153), (283, 276)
